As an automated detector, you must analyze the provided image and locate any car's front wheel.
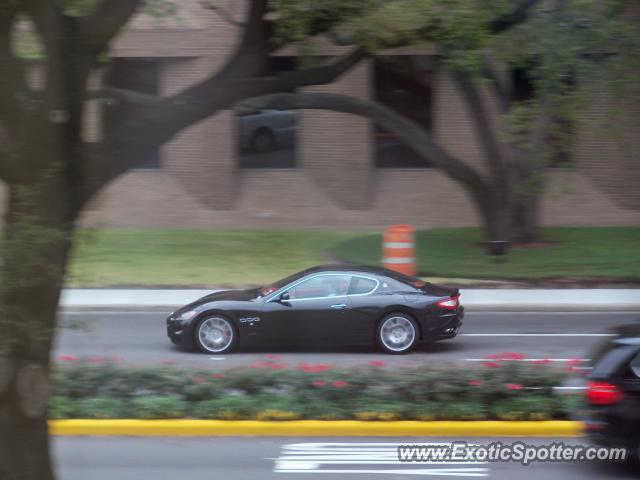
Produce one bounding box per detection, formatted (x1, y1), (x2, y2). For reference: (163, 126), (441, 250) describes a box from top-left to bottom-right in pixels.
(377, 313), (418, 354)
(195, 315), (237, 354)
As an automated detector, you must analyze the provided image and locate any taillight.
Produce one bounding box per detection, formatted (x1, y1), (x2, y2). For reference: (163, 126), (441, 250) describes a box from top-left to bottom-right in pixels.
(436, 294), (460, 310)
(586, 381), (625, 405)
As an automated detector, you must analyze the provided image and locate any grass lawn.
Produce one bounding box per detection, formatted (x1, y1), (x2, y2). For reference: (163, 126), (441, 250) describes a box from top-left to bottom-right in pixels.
(335, 227), (640, 281)
(68, 230), (361, 287)
(67, 227), (640, 287)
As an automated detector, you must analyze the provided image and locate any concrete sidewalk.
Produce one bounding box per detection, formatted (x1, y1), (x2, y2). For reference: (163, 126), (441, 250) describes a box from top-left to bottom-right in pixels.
(60, 288), (640, 310)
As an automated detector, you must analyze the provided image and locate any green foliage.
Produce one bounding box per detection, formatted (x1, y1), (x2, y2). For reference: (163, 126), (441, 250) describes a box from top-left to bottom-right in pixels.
(132, 396), (188, 419)
(49, 360), (581, 420)
(76, 396), (129, 419)
(335, 227), (640, 280)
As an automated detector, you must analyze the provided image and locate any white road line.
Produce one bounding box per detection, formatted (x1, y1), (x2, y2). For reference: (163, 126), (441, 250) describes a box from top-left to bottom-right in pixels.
(62, 311), (168, 315)
(273, 443), (489, 477)
(464, 311), (640, 315)
(464, 358), (590, 362)
(461, 333), (615, 337)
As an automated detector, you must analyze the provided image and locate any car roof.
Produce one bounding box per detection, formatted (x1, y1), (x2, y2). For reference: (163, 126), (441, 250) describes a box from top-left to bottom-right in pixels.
(302, 264), (397, 276)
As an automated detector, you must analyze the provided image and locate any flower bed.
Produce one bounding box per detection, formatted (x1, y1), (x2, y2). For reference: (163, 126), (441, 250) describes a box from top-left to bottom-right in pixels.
(50, 353), (584, 421)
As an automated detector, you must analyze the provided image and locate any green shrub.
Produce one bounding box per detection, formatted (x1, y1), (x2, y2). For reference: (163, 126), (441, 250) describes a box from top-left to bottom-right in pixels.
(76, 397), (128, 419)
(49, 396), (76, 419)
(132, 396), (187, 419)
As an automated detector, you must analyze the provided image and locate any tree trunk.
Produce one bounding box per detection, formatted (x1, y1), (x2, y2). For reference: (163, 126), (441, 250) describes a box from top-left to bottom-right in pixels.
(511, 192), (541, 244)
(478, 187), (512, 255)
(0, 179), (76, 480)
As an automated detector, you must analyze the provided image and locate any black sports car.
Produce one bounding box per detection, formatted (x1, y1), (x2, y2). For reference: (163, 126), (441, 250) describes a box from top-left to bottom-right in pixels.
(166, 265), (464, 354)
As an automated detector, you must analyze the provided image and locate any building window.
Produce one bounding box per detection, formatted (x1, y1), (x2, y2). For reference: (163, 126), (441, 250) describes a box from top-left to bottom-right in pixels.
(237, 57), (298, 169)
(104, 58), (161, 169)
(373, 55), (434, 169)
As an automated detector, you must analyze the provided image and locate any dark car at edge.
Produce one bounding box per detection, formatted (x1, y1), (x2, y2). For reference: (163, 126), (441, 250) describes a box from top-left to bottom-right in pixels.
(166, 265), (464, 355)
(584, 323), (640, 464)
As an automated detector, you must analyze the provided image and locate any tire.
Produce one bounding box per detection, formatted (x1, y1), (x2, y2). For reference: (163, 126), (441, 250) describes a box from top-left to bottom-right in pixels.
(194, 315), (237, 354)
(376, 313), (419, 354)
(250, 128), (276, 152)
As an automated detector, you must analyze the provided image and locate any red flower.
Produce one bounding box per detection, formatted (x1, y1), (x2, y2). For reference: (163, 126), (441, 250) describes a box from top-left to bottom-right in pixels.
(58, 355), (79, 362)
(499, 352), (525, 360)
(298, 363), (332, 373)
(331, 381), (348, 388)
(265, 354), (282, 360)
(211, 373), (224, 379)
(270, 363), (286, 370)
(567, 358), (583, 367)
(531, 359), (551, 365)
(89, 356), (104, 364)
(368, 360), (386, 367)
(250, 362), (269, 369)
(506, 383), (524, 390)
(311, 380), (326, 387)
(483, 362), (499, 368)
(469, 380), (484, 386)
(192, 375), (207, 385)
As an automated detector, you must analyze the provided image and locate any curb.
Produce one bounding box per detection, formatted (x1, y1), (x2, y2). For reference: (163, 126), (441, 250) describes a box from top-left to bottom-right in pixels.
(49, 420), (584, 437)
(59, 288), (640, 310)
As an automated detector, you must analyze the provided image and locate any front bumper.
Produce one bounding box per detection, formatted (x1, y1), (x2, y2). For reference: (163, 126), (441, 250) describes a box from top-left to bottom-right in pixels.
(166, 314), (194, 347)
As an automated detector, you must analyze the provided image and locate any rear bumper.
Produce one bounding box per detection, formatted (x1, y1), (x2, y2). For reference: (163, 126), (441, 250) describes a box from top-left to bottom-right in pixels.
(433, 306), (464, 340)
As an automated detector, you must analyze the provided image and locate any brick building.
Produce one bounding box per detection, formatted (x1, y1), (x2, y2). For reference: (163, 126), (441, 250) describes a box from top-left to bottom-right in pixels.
(2, 1), (639, 229)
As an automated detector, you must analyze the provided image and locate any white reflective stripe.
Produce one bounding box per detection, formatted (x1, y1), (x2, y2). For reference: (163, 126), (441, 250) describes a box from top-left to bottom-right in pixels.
(383, 258), (415, 264)
(383, 242), (414, 249)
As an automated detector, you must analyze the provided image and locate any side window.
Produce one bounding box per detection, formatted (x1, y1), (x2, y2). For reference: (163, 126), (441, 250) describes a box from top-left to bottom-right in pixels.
(349, 276), (378, 295)
(287, 275), (351, 300)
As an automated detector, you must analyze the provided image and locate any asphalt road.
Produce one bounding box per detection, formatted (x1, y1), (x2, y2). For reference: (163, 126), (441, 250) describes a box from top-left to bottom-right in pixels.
(53, 436), (638, 480)
(53, 310), (640, 368)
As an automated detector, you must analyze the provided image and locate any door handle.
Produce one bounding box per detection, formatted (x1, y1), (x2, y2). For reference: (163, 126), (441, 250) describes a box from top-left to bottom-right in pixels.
(330, 303), (348, 309)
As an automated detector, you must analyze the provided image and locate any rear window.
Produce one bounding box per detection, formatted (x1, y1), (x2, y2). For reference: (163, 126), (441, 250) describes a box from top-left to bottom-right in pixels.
(381, 268), (426, 288)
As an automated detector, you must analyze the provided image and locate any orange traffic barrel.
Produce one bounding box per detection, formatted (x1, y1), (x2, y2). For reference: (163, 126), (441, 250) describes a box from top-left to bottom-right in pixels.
(383, 225), (416, 276)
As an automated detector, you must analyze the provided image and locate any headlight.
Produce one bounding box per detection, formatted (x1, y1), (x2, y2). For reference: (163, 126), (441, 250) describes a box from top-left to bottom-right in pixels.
(178, 310), (198, 322)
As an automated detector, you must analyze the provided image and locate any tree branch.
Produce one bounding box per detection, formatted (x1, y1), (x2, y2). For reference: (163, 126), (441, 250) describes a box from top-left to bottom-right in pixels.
(490, 0), (541, 33)
(201, 1), (247, 27)
(78, 0), (144, 56)
(481, 53), (510, 111)
(239, 92), (489, 197)
(453, 70), (508, 185)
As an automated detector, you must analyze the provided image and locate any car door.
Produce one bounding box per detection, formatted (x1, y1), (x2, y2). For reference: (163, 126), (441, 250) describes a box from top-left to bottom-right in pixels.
(262, 274), (352, 345)
(344, 275), (384, 343)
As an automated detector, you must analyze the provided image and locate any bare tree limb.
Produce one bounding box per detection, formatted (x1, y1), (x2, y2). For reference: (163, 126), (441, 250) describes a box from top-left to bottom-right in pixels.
(201, 0), (246, 27)
(453, 70), (508, 185)
(239, 92), (489, 198)
(481, 53), (510, 111)
(78, 0), (144, 56)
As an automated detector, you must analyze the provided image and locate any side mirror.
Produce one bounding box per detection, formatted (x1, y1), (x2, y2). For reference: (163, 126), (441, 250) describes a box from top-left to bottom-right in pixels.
(278, 292), (290, 303)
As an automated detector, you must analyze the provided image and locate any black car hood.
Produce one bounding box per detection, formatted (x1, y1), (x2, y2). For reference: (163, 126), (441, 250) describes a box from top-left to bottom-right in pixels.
(181, 289), (260, 310)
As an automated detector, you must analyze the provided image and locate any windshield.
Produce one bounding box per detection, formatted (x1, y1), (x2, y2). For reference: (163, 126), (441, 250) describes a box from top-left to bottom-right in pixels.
(259, 270), (307, 296)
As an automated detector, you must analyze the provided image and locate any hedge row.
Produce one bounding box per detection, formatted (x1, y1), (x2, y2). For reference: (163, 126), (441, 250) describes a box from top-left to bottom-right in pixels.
(50, 354), (584, 421)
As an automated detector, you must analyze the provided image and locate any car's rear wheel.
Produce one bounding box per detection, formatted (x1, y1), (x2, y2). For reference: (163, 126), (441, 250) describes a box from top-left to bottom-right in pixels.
(377, 313), (418, 354)
(195, 315), (237, 354)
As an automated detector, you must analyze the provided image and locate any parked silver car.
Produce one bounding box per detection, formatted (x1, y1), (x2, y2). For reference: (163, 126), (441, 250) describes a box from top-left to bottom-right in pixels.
(237, 107), (296, 152)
